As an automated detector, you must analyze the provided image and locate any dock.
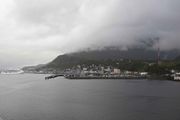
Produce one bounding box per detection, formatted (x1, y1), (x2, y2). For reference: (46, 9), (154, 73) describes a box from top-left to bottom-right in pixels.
(65, 75), (147, 80)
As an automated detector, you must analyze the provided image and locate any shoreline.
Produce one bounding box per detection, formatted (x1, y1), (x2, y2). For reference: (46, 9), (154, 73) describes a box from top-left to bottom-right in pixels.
(65, 76), (147, 80)
(44, 74), (176, 81)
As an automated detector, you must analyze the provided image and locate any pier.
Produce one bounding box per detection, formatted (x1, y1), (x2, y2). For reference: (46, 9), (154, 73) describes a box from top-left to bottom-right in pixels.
(65, 75), (147, 80)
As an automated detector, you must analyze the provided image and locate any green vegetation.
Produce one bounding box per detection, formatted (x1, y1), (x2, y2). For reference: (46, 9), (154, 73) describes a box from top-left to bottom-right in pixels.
(44, 55), (180, 74)
(22, 49), (180, 77)
(145, 61), (180, 75)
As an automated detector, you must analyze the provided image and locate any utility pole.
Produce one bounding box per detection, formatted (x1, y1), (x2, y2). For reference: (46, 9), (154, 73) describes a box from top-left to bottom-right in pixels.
(156, 38), (160, 65)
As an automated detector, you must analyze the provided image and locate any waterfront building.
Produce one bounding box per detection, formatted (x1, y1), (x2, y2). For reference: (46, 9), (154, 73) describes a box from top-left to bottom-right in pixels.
(174, 73), (180, 80)
(140, 72), (148, 76)
(113, 68), (121, 74)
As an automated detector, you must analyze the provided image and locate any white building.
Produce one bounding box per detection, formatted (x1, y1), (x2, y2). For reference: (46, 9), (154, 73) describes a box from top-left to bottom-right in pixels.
(140, 72), (148, 76)
(174, 73), (180, 80)
(113, 69), (121, 74)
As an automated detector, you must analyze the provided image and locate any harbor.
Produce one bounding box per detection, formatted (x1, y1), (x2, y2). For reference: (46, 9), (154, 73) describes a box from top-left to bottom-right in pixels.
(1, 74), (180, 120)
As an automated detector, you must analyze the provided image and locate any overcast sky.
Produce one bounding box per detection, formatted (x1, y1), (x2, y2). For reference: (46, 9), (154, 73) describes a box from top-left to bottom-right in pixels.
(0, 0), (180, 69)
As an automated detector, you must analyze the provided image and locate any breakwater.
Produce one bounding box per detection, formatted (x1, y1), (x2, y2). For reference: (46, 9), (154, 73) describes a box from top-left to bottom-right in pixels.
(65, 75), (147, 79)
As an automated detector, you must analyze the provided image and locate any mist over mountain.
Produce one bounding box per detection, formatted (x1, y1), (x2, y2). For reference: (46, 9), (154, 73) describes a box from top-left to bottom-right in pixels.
(66, 37), (179, 60)
(69, 48), (179, 60)
(24, 46), (178, 72)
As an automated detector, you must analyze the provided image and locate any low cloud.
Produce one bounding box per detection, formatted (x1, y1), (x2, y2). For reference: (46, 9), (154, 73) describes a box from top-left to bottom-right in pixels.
(0, 0), (180, 68)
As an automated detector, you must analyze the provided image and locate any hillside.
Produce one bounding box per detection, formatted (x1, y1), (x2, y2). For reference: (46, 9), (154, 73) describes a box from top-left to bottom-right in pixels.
(35, 48), (180, 70)
(22, 48), (180, 73)
(175, 55), (180, 60)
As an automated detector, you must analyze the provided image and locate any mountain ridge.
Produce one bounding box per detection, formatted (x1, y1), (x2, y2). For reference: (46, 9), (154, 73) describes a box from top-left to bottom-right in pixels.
(22, 47), (180, 72)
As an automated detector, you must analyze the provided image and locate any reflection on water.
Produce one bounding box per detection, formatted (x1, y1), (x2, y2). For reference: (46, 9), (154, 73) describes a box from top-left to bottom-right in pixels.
(0, 74), (180, 120)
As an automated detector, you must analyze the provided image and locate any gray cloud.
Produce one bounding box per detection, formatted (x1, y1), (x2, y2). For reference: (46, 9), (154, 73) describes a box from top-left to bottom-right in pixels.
(0, 0), (180, 68)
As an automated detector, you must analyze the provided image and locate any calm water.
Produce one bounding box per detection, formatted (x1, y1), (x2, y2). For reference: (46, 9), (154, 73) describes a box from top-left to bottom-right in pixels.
(0, 74), (180, 120)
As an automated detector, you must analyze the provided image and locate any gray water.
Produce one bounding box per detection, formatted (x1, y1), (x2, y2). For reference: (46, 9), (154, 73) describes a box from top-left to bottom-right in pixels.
(0, 74), (180, 120)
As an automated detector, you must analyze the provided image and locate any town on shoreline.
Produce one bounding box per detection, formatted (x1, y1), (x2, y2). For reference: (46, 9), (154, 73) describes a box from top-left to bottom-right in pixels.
(43, 63), (180, 81)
